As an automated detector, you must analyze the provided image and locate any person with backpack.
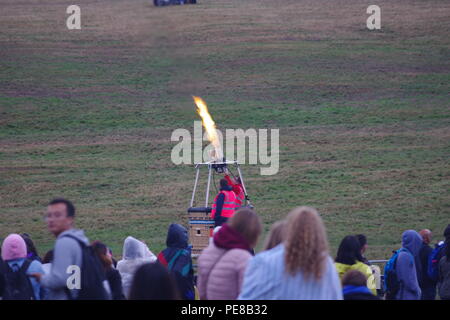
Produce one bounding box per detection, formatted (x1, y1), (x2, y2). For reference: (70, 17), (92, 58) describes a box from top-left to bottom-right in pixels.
(30, 198), (109, 300)
(1, 233), (45, 300)
(335, 236), (376, 295)
(427, 224), (450, 287)
(437, 226), (450, 300)
(384, 230), (422, 300)
(418, 229), (436, 299)
(157, 223), (194, 300)
(198, 208), (262, 300)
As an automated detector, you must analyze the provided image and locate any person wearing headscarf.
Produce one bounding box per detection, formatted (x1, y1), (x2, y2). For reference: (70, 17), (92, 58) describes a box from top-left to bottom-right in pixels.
(1, 234), (45, 299)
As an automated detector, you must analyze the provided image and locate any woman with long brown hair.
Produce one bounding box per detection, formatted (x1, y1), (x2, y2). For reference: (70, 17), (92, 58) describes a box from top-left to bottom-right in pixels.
(238, 206), (342, 300)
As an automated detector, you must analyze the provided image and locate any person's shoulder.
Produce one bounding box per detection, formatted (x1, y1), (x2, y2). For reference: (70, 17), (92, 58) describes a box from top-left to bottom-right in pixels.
(116, 260), (126, 269)
(225, 248), (252, 259)
(252, 245), (284, 264)
(55, 235), (81, 252)
(397, 250), (414, 264)
(28, 259), (44, 273)
(325, 256), (336, 268)
(354, 260), (370, 268)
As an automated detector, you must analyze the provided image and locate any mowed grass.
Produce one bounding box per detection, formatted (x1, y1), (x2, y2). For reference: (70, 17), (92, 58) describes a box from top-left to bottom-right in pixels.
(0, 0), (449, 259)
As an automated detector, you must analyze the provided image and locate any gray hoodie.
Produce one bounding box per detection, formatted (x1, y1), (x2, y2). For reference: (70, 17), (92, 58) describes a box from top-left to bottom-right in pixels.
(40, 228), (89, 300)
(395, 230), (422, 300)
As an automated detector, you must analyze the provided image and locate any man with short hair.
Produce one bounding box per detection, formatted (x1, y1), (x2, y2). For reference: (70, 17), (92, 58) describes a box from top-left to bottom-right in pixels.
(30, 198), (90, 299)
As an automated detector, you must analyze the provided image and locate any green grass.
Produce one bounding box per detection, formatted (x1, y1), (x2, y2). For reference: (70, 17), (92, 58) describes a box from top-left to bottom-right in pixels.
(0, 0), (449, 259)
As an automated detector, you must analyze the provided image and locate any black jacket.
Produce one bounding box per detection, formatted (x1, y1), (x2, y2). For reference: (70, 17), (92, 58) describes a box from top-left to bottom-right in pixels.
(438, 255), (450, 299)
(419, 242), (435, 288)
(106, 268), (126, 300)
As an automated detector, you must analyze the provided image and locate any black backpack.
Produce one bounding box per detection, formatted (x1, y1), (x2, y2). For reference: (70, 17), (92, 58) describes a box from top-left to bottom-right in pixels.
(62, 235), (109, 300)
(1, 259), (35, 300)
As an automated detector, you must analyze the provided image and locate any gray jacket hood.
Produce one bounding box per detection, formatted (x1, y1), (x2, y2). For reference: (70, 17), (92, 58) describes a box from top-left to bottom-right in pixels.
(58, 228), (89, 246)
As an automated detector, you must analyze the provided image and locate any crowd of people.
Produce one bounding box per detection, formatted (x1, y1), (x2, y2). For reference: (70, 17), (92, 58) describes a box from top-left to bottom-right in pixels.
(0, 197), (449, 300)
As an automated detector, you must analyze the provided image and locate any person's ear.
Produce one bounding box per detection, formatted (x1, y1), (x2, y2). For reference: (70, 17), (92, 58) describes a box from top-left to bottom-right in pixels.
(68, 216), (74, 225)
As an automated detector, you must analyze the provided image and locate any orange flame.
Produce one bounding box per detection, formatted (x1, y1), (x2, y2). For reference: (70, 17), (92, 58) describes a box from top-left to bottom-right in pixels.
(193, 96), (222, 161)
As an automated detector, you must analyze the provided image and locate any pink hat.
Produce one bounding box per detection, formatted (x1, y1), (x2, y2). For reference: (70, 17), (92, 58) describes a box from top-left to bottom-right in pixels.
(1, 234), (27, 261)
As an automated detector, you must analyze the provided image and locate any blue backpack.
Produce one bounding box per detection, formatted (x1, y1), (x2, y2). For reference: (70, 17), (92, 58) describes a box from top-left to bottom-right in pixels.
(427, 242), (446, 282)
(384, 248), (413, 300)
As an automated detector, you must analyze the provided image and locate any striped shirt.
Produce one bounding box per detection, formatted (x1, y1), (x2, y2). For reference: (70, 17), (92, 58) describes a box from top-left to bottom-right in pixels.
(238, 244), (343, 300)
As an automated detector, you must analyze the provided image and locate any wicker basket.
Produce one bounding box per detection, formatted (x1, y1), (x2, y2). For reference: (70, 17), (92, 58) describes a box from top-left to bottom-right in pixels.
(189, 211), (214, 255)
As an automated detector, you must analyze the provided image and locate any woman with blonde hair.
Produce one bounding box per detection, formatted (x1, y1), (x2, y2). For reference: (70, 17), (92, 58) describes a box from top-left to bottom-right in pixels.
(238, 206), (342, 300)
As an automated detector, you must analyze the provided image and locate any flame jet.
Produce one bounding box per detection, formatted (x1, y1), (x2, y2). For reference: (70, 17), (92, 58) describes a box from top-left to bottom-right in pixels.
(193, 96), (223, 161)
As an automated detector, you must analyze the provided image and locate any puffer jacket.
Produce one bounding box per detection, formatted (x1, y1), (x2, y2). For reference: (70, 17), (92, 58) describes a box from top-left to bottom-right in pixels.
(197, 224), (252, 300)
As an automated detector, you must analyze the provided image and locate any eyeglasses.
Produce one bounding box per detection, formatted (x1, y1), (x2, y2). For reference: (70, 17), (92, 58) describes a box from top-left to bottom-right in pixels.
(44, 211), (66, 221)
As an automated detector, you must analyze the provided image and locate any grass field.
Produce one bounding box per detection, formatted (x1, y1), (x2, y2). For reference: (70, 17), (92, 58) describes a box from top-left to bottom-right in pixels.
(1, 0), (449, 260)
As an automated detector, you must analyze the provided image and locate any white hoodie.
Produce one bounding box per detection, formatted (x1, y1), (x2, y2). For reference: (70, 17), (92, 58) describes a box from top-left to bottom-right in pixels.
(116, 236), (157, 299)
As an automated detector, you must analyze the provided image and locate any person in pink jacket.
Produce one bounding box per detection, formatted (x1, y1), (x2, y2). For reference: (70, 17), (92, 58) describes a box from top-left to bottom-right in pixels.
(197, 208), (262, 300)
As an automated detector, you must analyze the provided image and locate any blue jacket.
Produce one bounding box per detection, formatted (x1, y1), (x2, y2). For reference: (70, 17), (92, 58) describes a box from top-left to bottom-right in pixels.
(6, 258), (45, 300)
(238, 244), (343, 300)
(395, 230), (422, 300)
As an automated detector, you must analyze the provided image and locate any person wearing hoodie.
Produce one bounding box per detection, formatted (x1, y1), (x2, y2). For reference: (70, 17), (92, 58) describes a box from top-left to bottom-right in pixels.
(117, 236), (157, 299)
(29, 198), (95, 300)
(395, 230), (423, 300)
(1, 234), (45, 299)
(335, 235), (376, 295)
(157, 223), (194, 300)
(198, 208), (262, 300)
